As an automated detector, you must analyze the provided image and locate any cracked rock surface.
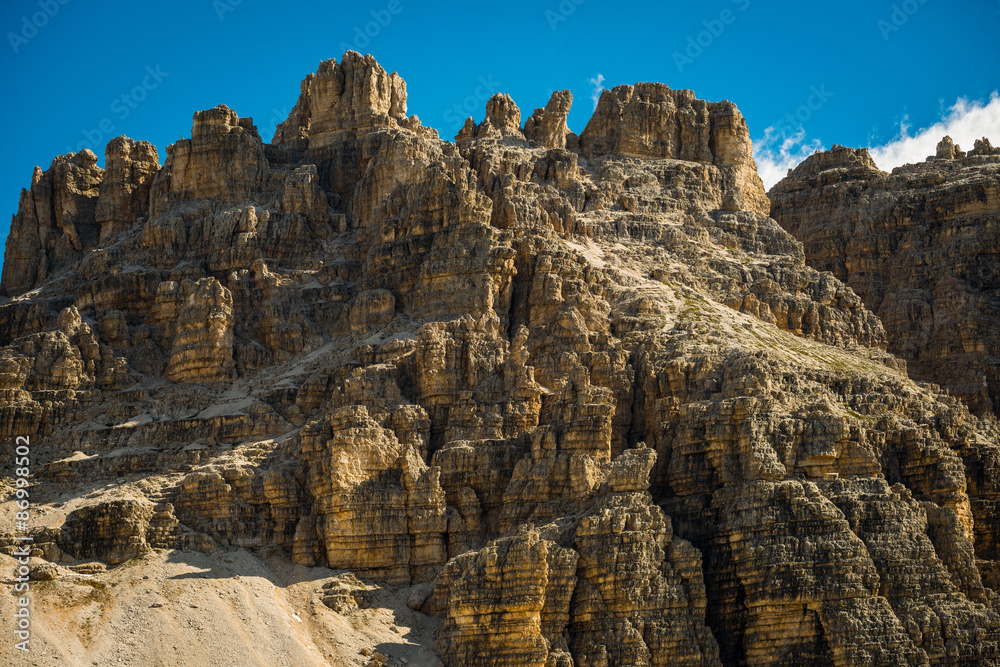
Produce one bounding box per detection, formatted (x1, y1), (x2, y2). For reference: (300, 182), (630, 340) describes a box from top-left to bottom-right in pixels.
(1, 53), (999, 666)
(769, 139), (1000, 417)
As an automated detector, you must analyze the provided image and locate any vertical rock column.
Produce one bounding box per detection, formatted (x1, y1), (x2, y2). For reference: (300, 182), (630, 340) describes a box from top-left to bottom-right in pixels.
(95, 136), (160, 244)
(2, 150), (104, 296)
(165, 277), (236, 383)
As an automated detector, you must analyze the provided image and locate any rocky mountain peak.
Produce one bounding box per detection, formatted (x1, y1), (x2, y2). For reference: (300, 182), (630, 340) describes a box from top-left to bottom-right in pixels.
(770, 136), (1000, 416)
(936, 134), (965, 159)
(579, 82), (768, 216)
(1, 149), (104, 296)
(524, 89), (574, 150)
(483, 92), (523, 137)
(785, 144), (883, 180)
(95, 136), (160, 244)
(971, 136), (1000, 157)
(273, 51), (409, 154)
(2, 52), (999, 667)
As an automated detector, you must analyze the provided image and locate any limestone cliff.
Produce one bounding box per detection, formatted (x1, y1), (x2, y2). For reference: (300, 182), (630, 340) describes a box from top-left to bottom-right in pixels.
(1, 54), (998, 667)
(769, 138), (1000, 416)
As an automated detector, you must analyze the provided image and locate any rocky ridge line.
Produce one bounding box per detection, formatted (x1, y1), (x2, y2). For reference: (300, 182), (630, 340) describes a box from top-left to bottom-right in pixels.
(769, 136), (1000, 416)
(0, 53), (998, 666)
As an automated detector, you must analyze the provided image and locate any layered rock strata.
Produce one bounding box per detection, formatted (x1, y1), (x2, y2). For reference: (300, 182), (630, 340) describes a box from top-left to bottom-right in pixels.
(769, 138), (1000, 416)
(1, 54), (998, 667)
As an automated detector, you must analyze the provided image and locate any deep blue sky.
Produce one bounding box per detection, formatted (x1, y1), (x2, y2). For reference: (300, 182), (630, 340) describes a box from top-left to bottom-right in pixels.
(1, 0), (998, 253)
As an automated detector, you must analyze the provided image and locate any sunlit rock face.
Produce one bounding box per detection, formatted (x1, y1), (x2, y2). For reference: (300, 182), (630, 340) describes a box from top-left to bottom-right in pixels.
(2, 53), (998, 667)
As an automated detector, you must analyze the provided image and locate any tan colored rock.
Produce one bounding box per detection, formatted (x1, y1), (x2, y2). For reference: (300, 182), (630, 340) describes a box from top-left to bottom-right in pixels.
(481, 93), (523, 138)
(936, 135), (965, 159)
(95, 136), (160, 243)
(434, 528), (579, 667)
(165, 277), (235, 383)
(579, 83), (769, 216)
(826, 478), (1000, 663)
(58, 499), (156, 565)
(300, 405), (446, 584)
(303, 52), (408, 148)
(570, 491), (721, 666)
(1, 53), (999, 667)
(434, 447), (722, 666)
(151, 105), (268, 213)
(769, 141), (1000, 415)
(1, 150), (103, 296)
(271, 73), (314, 152)
(524, 90), (573, 150)
(970, 137), (1000, 157)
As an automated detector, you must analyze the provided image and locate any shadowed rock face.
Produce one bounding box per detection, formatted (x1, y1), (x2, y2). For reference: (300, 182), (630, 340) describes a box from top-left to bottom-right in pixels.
(2, 53), (999, 667)
(96, 136), (160, 244)
(1, 150), (103, 297)
(769, 139), (1000, 416)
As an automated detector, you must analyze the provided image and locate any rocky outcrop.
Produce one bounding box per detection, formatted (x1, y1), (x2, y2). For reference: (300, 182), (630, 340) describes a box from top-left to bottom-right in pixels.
(769, 139), (1000, 415)
(525, 90), (574, 150)
(95, 136), (160, 243)
(433, 447), (722, 667)
(579, 83), (770, 217)
(299, 404), (447, 584)
(1, 150), (103, 296)
(164, 278), (235, 383)
(151, 105), (268, 212)
(2, 53), (999, 667)
(296, 52), (408, 148)
(58, 499), (157, 564)
(271, 51), (428, 209)
(434, 529), (580, 666)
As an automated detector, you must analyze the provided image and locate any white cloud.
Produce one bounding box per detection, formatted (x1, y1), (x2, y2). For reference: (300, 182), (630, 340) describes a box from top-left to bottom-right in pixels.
(753, 92), (1000, 191)
(753, 126), (824, 190)
(867, 92), (1000, 169)
(589, 73), (605, 111)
